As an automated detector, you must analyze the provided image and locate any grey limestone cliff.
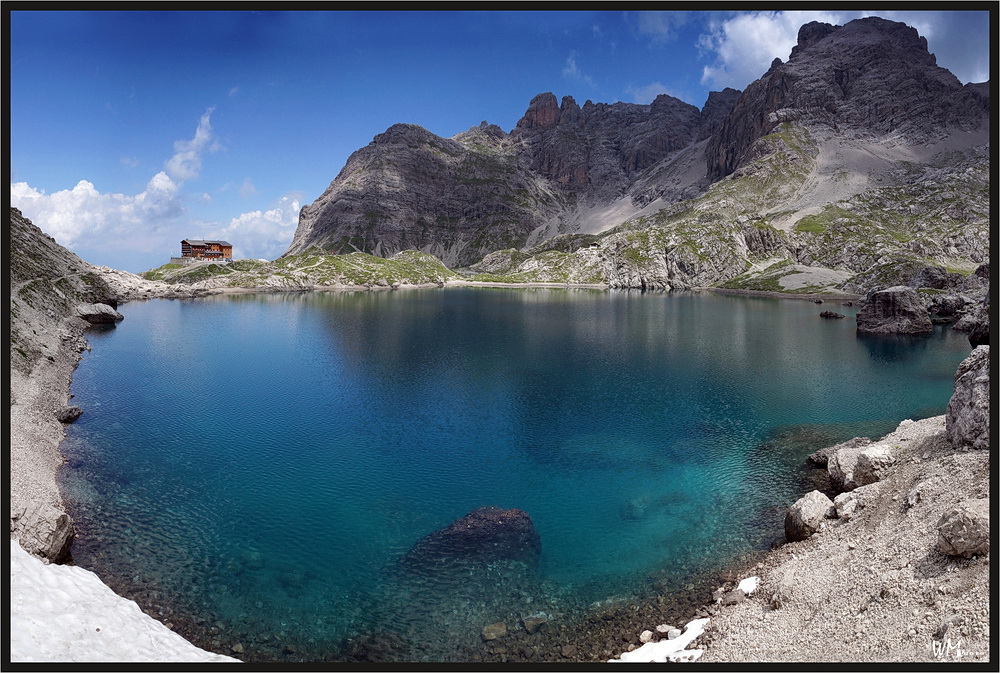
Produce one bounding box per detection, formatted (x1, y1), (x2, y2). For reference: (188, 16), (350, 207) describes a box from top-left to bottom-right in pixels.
(706, 17), (989, 181)
(285, 16), (988, 297)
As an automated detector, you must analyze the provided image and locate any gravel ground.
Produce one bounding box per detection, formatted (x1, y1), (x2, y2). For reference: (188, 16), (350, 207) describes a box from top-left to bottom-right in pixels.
(696, 415), (991, 663)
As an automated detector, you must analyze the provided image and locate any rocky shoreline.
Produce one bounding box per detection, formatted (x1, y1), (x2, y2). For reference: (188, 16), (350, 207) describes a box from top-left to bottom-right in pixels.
(10, 240), (990, 662)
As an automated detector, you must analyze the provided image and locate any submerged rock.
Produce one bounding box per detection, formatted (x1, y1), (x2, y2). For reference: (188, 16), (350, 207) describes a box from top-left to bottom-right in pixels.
(521, 616), (547, 634)
(856, 286), (932, 335)
(481, 622), (507, 641)
(402, 506), (541, 569)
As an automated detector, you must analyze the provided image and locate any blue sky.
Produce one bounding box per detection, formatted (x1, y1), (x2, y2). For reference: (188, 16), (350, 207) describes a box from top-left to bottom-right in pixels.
(7, 9), (992, 272)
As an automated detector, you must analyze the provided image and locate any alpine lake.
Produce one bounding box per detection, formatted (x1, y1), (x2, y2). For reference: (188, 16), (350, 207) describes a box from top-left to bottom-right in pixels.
(58, 287), (973, 662)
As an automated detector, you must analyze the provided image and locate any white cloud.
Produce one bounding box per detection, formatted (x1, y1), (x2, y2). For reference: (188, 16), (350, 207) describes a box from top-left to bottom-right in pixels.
(863, 10), (990, 83)
(120, 156), (140, 169)
(696, 10), (989, 91)
(228, 86), (240, 97)
(562, 51), (596, 87)
(624, 82), (676, 104)
(10, 110), (215, 262)
(627, 10), (692, 44)
(698, 10), (848, 90)
(209, 193), (303, 261)
(164, 107), (220, 181)
(11, 172), (183, 249)
(239, 177), (258, 199)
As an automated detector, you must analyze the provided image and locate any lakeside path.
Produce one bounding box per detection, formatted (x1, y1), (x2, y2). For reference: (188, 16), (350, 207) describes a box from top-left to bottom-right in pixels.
(10, 271), (985, 663)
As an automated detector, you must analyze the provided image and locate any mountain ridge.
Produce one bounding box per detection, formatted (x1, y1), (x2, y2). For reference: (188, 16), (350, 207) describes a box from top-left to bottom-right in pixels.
(284, 16), (989, 287)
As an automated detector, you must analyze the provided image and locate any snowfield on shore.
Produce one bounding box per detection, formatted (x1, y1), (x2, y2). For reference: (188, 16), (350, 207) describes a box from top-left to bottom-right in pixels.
(9, 541), (239, 663)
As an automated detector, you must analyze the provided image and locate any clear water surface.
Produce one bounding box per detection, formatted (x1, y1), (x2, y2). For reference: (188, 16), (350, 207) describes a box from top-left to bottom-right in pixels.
(59, 288), (972, 660)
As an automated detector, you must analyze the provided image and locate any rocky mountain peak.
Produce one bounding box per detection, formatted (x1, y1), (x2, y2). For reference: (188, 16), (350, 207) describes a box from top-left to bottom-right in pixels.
(706, 16), (988, 180)
(516, 92), (562, 130)
(789, 20), (840, 59)
(286, 16), (987, 273)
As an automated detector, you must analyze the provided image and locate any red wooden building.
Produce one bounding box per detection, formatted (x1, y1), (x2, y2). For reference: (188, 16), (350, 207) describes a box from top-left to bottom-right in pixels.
(180, 239), (233, 261)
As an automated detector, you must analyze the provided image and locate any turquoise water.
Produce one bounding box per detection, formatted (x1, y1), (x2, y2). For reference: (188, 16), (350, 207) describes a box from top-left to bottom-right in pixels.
(59, 289), (971, 660)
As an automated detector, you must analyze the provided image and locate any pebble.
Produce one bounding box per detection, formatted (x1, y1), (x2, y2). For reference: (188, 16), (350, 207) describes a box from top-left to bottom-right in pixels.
(482, 622), (507, 641)
(639, 630), (653, 643)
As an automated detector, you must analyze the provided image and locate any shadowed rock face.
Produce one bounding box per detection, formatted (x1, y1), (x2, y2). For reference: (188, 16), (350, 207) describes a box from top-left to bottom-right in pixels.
(285, 123), (562, 268)
(285, 91), (739, 266)
(510, 92), (704, 202)
(401, 506), (541, 569)
(706, 17), (989, 181)
(856, 286), (933, 335)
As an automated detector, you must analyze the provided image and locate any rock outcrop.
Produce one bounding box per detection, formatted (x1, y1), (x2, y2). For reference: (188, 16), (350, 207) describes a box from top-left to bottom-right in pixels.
(9, 501), (74, 563)
(784, 490), (834, 541)
(401, 506), (541, 569)
(77, 302), (124, 323)
(706, 17), (989, 181)
(285, 122), (562, 267)
(855, 286), (933, 335)
(937, 499), (990, 558)
(510, 92), (706, 204)
(945, 346), (990, 451)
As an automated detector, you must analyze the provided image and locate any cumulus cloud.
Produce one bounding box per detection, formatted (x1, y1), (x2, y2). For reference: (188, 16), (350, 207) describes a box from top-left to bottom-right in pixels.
(11, 172), (182, 248)
(164, 107), (221, 181)
(697, 10), (989, 91)
(208, 193), (303, 261)
(10, 109), (217, 266)
(562, 51), (596, 87)
(698, 10), (847, 90)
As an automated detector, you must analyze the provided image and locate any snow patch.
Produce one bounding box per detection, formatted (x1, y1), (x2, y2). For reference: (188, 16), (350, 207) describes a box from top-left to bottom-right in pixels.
(737, 576), (760, 596)
(609, 617), (710, 663)
(9, 541), (240, 663)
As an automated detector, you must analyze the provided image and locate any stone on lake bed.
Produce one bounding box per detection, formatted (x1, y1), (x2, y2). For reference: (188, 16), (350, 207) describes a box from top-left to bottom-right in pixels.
(482, 622), (507, 641)
(522, 616), (546, 634)
(402, 506), (541, 569)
